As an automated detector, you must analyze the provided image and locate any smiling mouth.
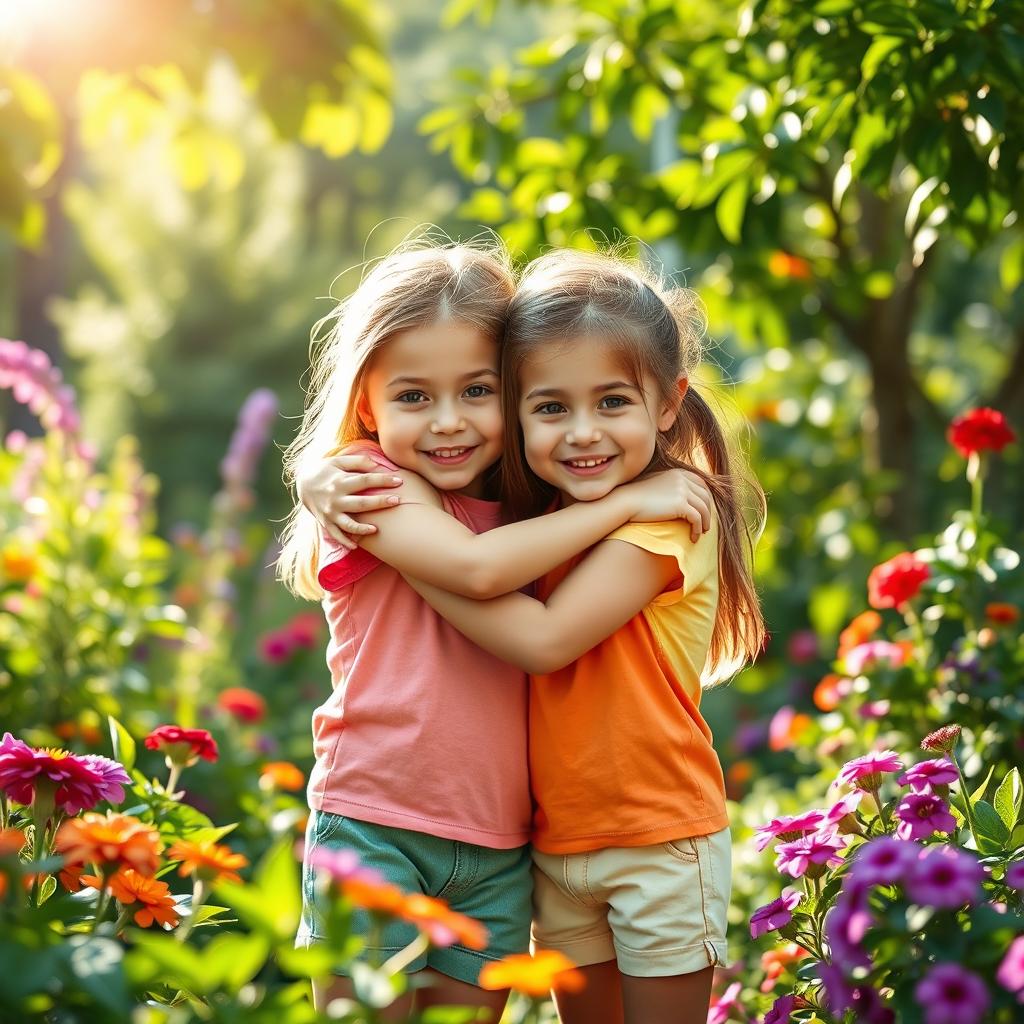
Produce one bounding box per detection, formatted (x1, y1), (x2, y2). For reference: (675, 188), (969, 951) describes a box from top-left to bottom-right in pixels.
(560, 455), (615, 475)
(422, 446), (477, 465)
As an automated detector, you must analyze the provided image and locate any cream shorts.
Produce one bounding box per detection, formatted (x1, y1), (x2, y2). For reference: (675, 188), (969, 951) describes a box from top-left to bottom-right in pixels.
(530, 827), (731, 978)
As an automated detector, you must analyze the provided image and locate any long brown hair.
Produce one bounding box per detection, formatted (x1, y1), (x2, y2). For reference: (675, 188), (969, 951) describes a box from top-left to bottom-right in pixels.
(277, 237), (515, 600)
(500, 248), (765, 684)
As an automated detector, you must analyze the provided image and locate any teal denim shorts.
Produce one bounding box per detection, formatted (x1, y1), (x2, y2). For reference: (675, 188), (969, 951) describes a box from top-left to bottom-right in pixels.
(297, 809), (532, 985)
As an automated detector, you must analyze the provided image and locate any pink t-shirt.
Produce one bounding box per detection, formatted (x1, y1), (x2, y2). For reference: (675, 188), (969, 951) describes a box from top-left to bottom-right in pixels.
(306, 445), (531, 849)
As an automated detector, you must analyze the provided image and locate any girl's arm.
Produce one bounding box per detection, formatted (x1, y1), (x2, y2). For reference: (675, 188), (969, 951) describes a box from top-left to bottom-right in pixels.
(353, 468), (707, 601)
(402, 539), (682, 674)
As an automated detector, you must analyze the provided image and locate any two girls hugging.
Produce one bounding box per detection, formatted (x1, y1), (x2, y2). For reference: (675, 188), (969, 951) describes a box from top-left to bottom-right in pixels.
(277, 239), (765, 1024)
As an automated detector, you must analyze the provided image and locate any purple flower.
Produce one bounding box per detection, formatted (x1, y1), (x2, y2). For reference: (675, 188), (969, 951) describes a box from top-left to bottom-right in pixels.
(824, 878), (872, 970)
(0, 338), (81, 434)
(817, 962), (855, 1015)
(750, 890), (801, 938)
(753, 810), (825, 852)
(850, 836), (918, 886)
(79, 755), (132, 806)
(895, 791), (957, 840)
(904, 846), (985, 909)
(1004, 861), (1024, 891)
(897, 757), (958, 792)
(915, 963), (990, 1024)
(996, 936), (1024, 997)
(852, 985), (895, 1024)
(762, 994), (797, 1024)
(835, 750), (904, 791)
(220, 389), (279, 490)
(775, 827), (847, 878)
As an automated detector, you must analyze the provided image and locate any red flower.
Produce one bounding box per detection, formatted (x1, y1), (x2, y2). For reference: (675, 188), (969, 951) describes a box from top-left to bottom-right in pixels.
(867, 553), (930, 610)
(144, 725), (218, 765)
(259, 631), (293, 664)
(947, 408), (1016, 458)
(217, 687), (266, 723)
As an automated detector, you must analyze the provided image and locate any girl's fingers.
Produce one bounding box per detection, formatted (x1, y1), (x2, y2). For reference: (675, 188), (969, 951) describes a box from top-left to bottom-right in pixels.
(334, 493), (401, 514)
(324, 523), (356, 550)
(333, 454), (381, 472)
(335, 514), (377, 537)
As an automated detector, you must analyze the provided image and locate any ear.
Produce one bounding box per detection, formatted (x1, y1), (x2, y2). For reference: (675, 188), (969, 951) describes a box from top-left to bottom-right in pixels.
(657, 376), (688, 432)
(355, 393), (377, 432)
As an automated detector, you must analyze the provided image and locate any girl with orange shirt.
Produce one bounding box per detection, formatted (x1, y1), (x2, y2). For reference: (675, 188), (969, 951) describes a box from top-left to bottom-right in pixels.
(316, 249), (766, 1024)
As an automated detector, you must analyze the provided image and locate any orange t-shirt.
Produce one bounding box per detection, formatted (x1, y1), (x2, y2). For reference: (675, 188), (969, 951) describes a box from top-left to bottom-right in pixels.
(529, 519), (729, 854)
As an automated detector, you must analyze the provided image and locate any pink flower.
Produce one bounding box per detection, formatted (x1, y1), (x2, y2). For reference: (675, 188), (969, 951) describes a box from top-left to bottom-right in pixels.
(786, 630), (818, 664)
(774, 827), (847, 878)
(849, 836), (918, 886)
(707, 982), (742, 1024)
(824, 878), (873, 970)
(996, 936), (1024, 998)
(820, 791), (863, 832)
(753, 810), (826, 852)
(835, 750), (904, 792)
(842, 640), (908, 676)
(904, 846), (985, 909)
(0, 734), (128, 815)
(259, 631), (294, 664)
(895, 792), (957, 840)
(0, 338), (81, 434)
(897, 757), (958, 792)
(750, 890), (801, 938)
(914, 963), (990, 1024)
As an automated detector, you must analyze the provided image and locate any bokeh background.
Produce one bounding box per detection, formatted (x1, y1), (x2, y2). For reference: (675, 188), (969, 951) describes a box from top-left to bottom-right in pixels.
(1, 1), (1022, 1020)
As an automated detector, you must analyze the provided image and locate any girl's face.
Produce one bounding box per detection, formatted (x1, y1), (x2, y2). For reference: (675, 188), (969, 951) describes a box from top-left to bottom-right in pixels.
(358, 320), (503, 498)
(518, 335), (676, 503)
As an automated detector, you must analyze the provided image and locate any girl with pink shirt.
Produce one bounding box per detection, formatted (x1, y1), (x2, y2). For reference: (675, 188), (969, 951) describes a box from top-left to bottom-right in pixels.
(277, 239), (712, 1020)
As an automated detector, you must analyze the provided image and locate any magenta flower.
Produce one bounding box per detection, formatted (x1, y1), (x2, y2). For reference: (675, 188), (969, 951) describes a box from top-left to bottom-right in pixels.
(849, 836), (918, 886)
(842, 640), (908, 676)
(706, 982), (742, 1024)
(895, 791), (957, 840)
(762, 994), (797, 1024)
(750, 890), (802, 938)
(774, 827), (847, 878)
(915, 963), (990, 1024)
(0, 338), (81, 434)
(753, 810), (825, 852)
(820, 791), (863, 831)
(996, 936), (1024, 998)
(835, 750), (904, 791)
(1003, 861), (1024, 891)
(817, 962), (855, 1016)
(0, 734), (128, 815)
(897, 757), (958, 792)
(904, 846), (985, 909)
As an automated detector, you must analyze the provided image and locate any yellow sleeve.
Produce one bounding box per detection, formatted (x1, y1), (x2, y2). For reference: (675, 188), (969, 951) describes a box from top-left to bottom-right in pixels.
(606, 519), (718, 605)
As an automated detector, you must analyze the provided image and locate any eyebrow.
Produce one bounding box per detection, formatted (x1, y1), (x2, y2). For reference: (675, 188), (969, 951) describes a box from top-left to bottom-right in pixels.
(387, 369), (499, 388)
(524, 380), (638, 400)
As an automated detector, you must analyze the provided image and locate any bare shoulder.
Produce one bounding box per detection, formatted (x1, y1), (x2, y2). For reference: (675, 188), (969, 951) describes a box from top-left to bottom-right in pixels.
(359, 466), (444, 520)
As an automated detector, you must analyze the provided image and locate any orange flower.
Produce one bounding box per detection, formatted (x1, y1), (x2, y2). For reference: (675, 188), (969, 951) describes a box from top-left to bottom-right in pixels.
(0, 828), (27, 899)
(400, 893), (488, 950)
(340, 874), (407, 914)
(2, 544), (38, 582)
(168, 840), (248, 884)
(760, 942), (810, 992)
(258, 761), (305, 792)
(985, 603), (1019, 625)
(479, 950), (585, 997)
(726, 760), (754, 800)
(107, 868), (180, 928)
(767, 251), (812, 280)
(813, 674), (844, 712)
(217, 687), (266, 723)
(838, 611), (882, 657)
(56, 812), (162, 876)
(768, 706), (812, 752)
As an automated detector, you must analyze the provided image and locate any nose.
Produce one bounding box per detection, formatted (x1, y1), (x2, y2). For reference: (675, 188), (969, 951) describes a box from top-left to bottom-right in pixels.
(565, 413), (602, 447)
(431, 400), (466, 435)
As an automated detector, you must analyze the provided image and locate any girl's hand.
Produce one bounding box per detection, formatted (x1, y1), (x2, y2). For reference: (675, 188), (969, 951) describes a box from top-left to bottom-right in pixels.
(623, 469), (713, 542)
(296, 454), (402, 549)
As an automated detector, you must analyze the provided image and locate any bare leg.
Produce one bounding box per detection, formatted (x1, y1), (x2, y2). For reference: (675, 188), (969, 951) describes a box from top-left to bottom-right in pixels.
(551, 959), (624, 1024)
(312, 975), (414, 1022)
(414, 968), (509, 1020)
(620, 967), (714, 1024)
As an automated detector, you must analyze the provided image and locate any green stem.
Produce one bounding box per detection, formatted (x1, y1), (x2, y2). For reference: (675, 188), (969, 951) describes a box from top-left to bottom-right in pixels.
(380, 932), (429, 976)
(165, 762), (182, 798)
(175, 879), (207, 942)
(113, 906), (133, 934)
(91, 885), (112, 933)
(969, 452), (983, 524)
(951, 752), (979, 846)
(870, 788), (891, 833)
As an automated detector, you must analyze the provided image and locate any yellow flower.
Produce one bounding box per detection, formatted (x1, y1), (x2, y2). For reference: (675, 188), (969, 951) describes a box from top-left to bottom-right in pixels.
(2, 544), (38, 582)
(168, 840), (248, 884)
(479, 950), (585, 997)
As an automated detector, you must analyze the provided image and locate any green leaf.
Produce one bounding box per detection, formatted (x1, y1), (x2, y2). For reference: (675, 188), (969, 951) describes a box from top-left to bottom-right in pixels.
(808, 582), (851, 639)
(128, 932), (207, 993)
(62, 935), (130, 1013)
(972, 800), (1010, 854)
(202, 932), (271, 990)
(107, 716), (136, 772)
(970, 765), (996, 806)
(994, 769), (1023, 831)
(715, 177), (748, 243)
(861, 36), (903, 81)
